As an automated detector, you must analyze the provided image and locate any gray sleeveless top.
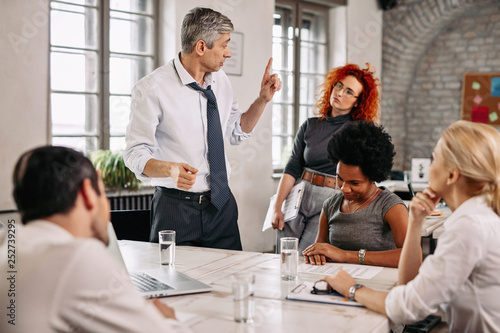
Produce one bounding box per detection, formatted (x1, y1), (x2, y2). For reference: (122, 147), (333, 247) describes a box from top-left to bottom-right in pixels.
(323, 189), (405, 251)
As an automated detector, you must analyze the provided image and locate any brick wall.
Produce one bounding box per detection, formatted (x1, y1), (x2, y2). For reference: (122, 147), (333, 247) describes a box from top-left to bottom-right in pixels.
(381, 0), (500, 170)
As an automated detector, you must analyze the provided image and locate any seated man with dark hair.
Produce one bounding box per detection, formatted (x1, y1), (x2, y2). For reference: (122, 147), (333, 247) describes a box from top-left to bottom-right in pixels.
(0, 146), (190, 332)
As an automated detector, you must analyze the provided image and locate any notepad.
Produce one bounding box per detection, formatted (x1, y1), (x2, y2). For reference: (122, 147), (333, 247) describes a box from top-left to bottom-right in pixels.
(262, 182), (305, 231)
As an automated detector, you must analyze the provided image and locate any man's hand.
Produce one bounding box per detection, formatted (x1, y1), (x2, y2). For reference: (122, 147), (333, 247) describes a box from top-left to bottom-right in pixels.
(259, 58), (282, 102)
(143, 159), (198, 190)
(169, 163), (198, 191)
(151, 298), (177, 320)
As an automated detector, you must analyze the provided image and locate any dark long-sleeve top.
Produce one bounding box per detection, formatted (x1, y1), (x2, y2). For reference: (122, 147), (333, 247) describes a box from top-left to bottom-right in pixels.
(283, 113), (352, 179)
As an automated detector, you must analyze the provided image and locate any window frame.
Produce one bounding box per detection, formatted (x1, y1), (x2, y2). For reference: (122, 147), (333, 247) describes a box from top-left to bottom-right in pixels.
(49, 0), (159, 153)
(273, 0), (330, 173)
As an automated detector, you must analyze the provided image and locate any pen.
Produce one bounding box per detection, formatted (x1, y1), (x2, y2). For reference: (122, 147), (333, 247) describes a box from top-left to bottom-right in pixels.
(407, 182), (415, 198)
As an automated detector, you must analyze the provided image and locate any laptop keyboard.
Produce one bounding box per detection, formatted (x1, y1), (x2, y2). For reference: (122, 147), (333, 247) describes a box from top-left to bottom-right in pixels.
(130, 272), (173, 293)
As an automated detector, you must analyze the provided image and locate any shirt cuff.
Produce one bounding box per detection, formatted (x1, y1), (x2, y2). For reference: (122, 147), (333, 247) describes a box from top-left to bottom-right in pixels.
(385, 284), (435, 325)
(133, 156), (153, 182)
(230, 120), (253, 144)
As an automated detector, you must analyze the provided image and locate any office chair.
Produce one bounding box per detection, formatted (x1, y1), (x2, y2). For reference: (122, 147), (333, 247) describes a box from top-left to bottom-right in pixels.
(110, 209), (151, 242)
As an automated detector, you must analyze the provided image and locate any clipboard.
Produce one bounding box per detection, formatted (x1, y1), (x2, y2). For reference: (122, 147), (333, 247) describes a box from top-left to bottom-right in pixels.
(262, 182), (305, 231)
(282, 182), (305, 221)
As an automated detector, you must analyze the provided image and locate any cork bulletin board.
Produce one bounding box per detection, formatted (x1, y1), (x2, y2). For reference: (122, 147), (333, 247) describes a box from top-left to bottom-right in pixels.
(461, 73), (500, 127)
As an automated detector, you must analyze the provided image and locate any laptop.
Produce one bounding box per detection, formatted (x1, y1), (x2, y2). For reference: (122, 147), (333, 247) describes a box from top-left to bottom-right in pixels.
(107, 222), (212, 298)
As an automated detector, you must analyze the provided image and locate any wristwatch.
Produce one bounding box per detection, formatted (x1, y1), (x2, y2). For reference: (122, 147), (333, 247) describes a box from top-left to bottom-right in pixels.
(349, 283), (364, 301)
(358, 248), (366, 265)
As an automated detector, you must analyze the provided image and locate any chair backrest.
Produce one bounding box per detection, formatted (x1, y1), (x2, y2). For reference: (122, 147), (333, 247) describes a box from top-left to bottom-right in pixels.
(110, 209), (150, 242)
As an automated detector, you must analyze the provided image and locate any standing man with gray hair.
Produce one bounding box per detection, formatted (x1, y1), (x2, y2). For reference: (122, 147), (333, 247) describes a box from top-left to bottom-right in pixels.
(125, 7), (281, 250)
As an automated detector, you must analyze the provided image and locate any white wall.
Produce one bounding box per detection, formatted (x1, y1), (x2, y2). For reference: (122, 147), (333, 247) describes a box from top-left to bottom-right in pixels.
(175, 0), (276, 251)
(205, 0), (383, 252)
(328, 1), (383, 74)
(0, 0), (382, 253)
(162, 0), (277, 252)
(0, 0), (276, 252)
(0, 0), (50, 211)
(216, 0), (277, 252)
(346, 0), (383, 75)
(329, 6), (347, 68)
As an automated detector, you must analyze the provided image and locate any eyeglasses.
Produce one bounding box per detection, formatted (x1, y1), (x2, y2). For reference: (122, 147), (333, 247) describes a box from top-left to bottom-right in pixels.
(311, 280), (335, 295)
(333, 82), (359, 99)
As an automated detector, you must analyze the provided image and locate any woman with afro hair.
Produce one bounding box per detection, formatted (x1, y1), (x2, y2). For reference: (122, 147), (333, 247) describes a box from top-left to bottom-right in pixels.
(302, 121), (409, 268)
(272, 63), (381, 254)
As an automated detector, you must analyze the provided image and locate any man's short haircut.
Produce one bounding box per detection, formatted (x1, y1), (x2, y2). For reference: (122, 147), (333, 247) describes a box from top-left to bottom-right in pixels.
(327, 121), (395, 183)
(181, 7), (234, 54)
(13, 146), (100, 224)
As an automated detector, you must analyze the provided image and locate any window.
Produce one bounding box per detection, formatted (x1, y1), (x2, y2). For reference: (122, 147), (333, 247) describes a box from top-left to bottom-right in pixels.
(272, 1), (328, 171)
(50, 0), (157, 153)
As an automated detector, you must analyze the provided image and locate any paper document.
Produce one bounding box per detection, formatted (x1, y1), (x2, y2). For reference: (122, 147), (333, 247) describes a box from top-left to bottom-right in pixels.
(282, 182), (305, 221)
(286, 281), (363, 307)
(421, 207), (451, 236)
(299, 263), (383, 280)
(262, 182), (305, 231)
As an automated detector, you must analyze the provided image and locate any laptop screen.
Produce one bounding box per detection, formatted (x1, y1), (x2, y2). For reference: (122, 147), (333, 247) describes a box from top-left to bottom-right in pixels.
(106, 222), (212, 298)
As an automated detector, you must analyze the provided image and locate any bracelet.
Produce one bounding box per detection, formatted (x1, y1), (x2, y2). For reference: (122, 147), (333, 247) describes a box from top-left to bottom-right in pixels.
(348, 283), (364, 301)
(358, 248), (366, 265)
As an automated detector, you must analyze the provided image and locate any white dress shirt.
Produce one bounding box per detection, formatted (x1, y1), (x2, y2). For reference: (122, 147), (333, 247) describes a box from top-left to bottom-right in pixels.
(124, 53), (251, 192)
(0, 221), (191, 333)
(386, 196), (500, 332)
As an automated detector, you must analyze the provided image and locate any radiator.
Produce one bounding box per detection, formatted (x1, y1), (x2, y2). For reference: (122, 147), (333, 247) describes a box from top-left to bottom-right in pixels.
(107, 193), (153, 211)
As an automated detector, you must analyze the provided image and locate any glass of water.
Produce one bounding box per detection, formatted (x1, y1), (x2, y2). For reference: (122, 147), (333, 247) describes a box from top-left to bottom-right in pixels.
(280, 237), (298, 281)
(231, 273), (255, 323)
(159, 230), (176, 265)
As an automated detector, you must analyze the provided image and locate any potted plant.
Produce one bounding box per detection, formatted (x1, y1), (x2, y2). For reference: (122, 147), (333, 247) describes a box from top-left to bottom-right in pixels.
(90, 150), (141, 193)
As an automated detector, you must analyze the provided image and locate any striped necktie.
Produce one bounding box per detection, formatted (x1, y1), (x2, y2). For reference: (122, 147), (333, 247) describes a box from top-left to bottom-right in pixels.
(188, 82), (229, 210)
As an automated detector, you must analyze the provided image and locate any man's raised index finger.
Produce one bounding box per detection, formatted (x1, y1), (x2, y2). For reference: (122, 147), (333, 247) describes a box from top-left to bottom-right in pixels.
(264, 57), (273, 76)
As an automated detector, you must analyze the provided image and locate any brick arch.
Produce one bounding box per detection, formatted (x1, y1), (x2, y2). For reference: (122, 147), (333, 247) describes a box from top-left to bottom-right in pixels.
(381, 0), (499, 170)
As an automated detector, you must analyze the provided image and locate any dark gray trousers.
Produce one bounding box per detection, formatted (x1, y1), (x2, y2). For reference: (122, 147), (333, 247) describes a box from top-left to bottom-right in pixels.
(150, 186), (242, 250)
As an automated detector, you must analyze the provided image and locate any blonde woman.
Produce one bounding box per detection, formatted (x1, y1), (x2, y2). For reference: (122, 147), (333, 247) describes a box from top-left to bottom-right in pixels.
(324, 120), (500, 332)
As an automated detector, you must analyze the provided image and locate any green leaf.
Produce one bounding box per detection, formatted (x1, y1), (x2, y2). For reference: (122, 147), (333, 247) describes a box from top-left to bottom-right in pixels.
(89, 149), (142, 192)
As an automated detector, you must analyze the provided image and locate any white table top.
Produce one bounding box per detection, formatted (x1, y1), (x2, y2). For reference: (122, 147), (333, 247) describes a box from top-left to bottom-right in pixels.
(119, 241), (399, 333)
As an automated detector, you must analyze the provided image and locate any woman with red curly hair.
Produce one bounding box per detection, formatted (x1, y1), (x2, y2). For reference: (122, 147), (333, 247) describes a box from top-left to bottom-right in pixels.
(272, 63), (380, 253)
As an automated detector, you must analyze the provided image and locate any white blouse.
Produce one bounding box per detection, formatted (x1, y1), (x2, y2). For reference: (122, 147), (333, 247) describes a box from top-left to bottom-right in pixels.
(386, 196), (500, 332)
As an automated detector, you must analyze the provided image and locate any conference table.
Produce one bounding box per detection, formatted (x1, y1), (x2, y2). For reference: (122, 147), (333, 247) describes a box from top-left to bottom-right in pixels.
(119, 240), (399, 333)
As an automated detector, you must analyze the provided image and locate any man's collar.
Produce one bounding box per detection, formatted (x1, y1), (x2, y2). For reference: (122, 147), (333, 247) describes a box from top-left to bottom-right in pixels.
(174, 53), (214, 88)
